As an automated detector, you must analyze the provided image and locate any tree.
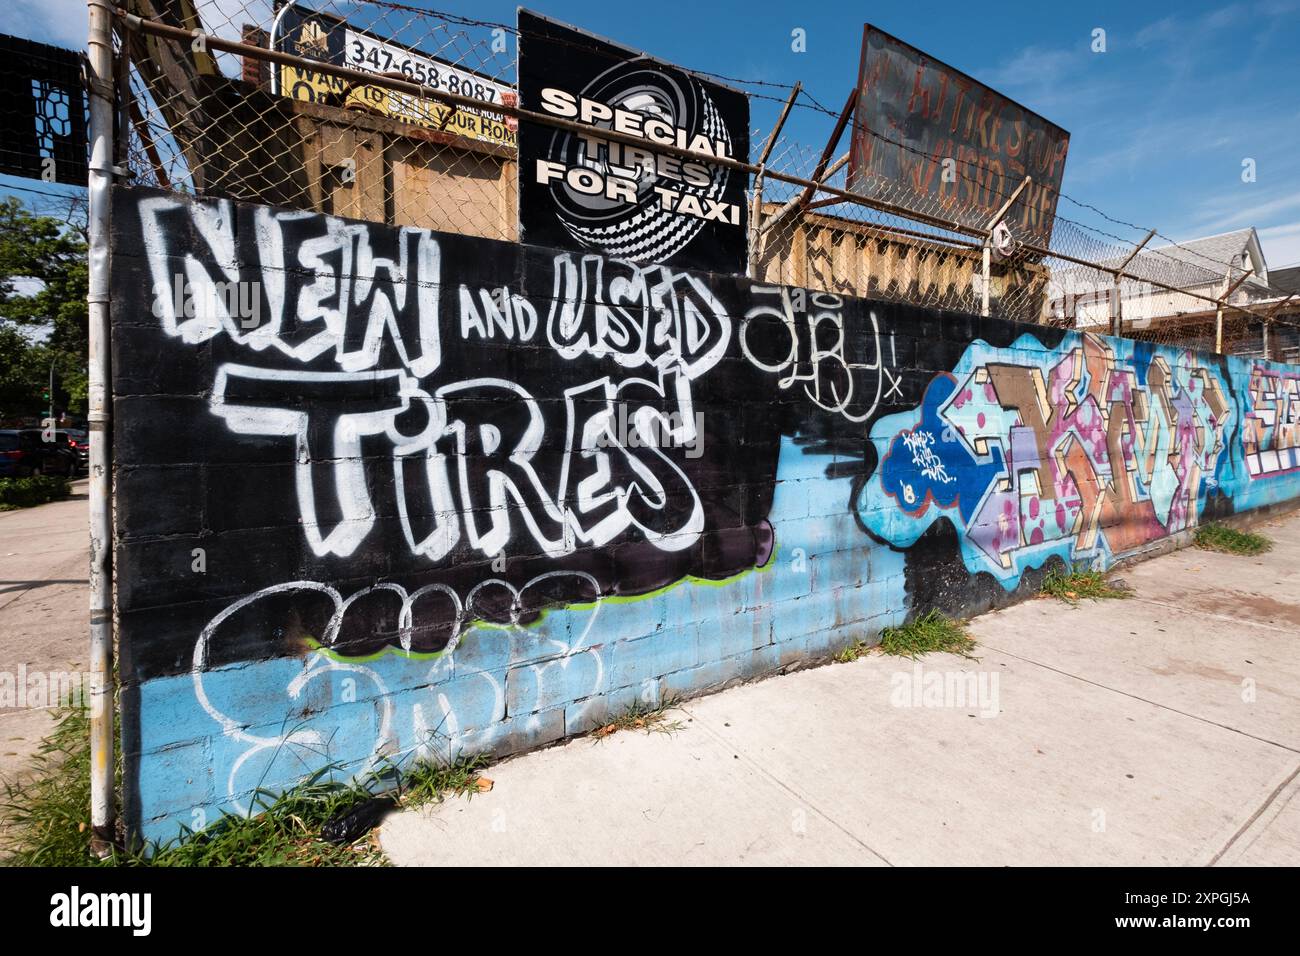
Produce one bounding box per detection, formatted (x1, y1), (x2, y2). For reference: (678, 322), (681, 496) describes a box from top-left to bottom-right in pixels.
(0, 196), (88, 421)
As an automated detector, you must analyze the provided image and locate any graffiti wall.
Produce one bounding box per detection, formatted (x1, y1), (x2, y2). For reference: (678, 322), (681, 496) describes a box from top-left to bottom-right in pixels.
(111, 186), (1300, 842)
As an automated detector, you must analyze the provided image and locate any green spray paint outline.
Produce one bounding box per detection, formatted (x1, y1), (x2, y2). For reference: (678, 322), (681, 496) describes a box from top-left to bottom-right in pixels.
(306, 539), (779, 664)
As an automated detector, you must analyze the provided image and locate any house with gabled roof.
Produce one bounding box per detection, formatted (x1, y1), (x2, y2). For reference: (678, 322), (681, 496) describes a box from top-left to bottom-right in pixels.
(1041, 227), (1300, 358)
(1046, 227), (1271, 331)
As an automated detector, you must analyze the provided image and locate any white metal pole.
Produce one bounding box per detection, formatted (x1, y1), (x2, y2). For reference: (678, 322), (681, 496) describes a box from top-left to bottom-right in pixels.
(1112, 276), (1122, 337)
(981, 242), (991, 317)
(267, 2), (293, 97)
(86, 0), (116, 854)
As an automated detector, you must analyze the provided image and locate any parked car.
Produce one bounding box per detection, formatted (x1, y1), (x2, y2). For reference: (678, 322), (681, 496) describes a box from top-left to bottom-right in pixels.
(58, 429), (90, 471)
(0, 429), (80, 478)
(0, 431), (23, 478)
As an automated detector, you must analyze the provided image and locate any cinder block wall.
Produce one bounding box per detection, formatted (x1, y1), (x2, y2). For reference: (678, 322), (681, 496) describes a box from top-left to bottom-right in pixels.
(110, 186), (1300, 843)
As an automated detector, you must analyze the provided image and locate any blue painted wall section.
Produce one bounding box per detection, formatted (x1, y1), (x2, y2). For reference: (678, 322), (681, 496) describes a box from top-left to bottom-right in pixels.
(109, 186), (1300, 843)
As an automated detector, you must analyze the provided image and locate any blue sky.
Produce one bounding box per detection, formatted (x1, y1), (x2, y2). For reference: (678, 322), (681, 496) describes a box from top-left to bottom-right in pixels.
(6, 0), (1300, 269)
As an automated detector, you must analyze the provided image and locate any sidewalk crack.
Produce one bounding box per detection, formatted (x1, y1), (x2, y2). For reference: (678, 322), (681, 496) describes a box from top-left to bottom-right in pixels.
(1132, 596), (1294, 634)
(980, 645), (1300, 755)
(1207, 762), (1300, 866)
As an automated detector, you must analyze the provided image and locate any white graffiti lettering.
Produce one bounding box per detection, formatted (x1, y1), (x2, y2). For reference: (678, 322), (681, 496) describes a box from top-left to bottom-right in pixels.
(145, 195), (726, 562)
(740, 287), (893, 421)
(902, 429), (954, 484)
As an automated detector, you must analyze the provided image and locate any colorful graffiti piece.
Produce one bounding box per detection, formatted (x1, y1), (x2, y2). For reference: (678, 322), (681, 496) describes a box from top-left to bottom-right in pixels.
(1243, 364), (1300, 479)
(865, 333), (1232, 582)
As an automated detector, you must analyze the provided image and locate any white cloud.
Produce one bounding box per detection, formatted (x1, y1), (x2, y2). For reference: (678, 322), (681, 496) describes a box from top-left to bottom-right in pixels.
(1134, 15), (1179, 48)
(976, 41), (1109, 120)
(1257, 222), (1300, 270)
(1191, 189), (1300, 235)
(1134, 4), (1248, 58)
(981, 43), (1083, 91)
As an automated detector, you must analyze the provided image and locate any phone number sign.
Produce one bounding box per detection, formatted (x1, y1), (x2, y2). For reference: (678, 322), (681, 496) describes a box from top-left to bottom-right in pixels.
(275, 4), (516, 150)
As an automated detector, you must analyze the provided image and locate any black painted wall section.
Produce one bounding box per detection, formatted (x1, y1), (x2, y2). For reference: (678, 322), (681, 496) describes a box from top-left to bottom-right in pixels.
(110, 185), (1065, 684)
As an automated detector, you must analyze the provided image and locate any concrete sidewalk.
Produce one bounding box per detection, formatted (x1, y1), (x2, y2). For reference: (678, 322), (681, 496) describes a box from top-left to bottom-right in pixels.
(0, 481), (91, 789)
(380, 511), (1300, 866)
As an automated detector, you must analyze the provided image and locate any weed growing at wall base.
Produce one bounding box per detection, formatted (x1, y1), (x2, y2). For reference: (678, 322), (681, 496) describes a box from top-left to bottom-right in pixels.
(0, 708), (487, 866)
(591, 696), (685, 739)
(834, 638), (875, 663)
(395, 755), (488, 807)
(1041, 568), (1132, 604)
(1193, 523), (1273, 556)
(151, 774), (395, 866)
(878, 611), (977, 660)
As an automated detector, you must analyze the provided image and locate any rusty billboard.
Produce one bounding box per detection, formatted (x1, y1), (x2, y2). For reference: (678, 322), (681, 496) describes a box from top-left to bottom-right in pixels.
(847, 26), (1069, 249)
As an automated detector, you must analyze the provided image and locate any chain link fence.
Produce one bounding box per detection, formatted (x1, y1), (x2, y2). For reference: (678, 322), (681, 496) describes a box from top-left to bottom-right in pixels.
(110, 0), (1299, 360)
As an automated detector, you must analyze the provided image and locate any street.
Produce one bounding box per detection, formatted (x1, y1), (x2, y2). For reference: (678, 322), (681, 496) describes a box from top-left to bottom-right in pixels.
(0, 481), (90, 791)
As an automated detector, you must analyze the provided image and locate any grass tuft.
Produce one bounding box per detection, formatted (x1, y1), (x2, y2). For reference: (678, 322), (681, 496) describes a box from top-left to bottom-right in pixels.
(1, 708), (489, 867)
(834, 639), (874, 663)
(398, 755), (489, 808)
(1194, 523), (1272, 556)
(591, 696), (684, 740)
(878, 610), (977, 660)
(0, 708), (99, 866)
(135, 776), (392, 867)
(1041, 568), (1132, 604)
